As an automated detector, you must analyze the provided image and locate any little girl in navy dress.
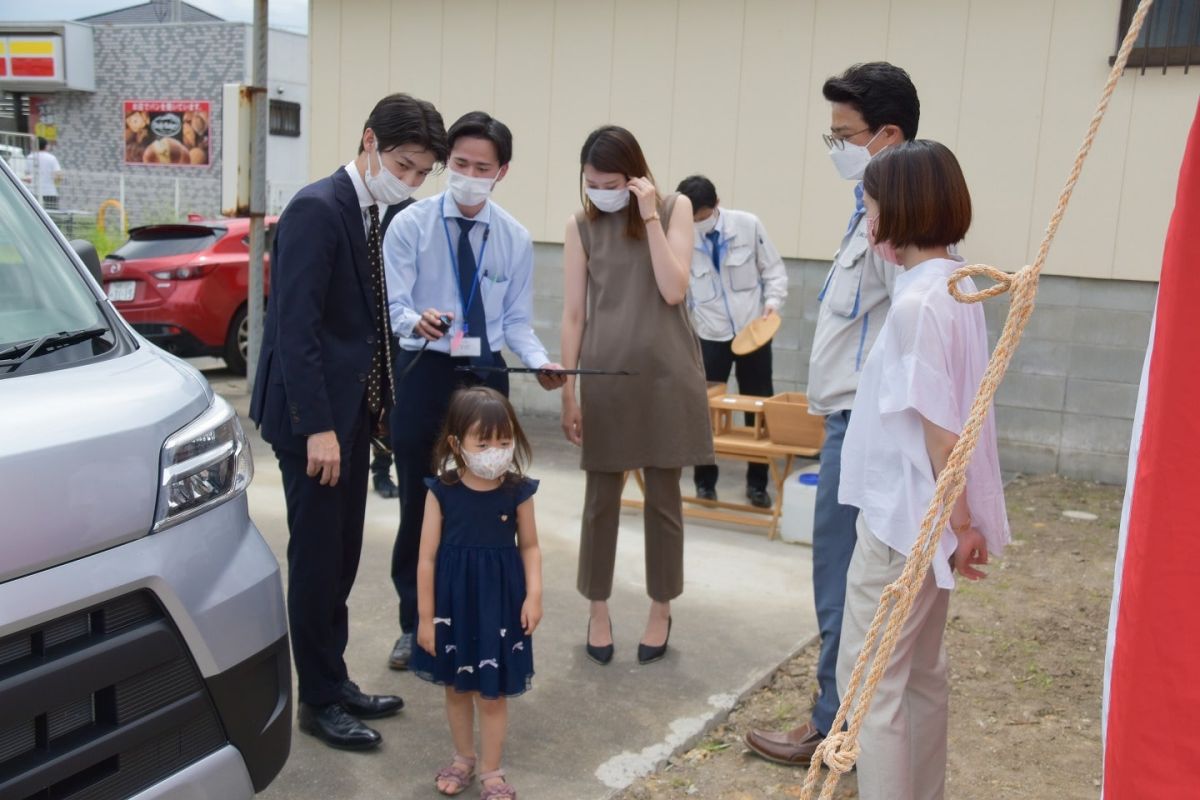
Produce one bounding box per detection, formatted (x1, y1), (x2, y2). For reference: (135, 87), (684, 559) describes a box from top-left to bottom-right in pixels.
(412, 386), (543, 800)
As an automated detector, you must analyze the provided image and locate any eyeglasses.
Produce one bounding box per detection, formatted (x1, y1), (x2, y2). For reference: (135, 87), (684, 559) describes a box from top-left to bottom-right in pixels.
(822, 128), (872, 150)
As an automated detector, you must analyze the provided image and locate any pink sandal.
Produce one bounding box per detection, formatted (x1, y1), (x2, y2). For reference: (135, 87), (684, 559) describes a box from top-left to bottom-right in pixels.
(479, 768), (517, 800)
(435, 754), (476, 796)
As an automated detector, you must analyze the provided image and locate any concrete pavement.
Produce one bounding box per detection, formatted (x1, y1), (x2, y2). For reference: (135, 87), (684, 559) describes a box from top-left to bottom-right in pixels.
(206, 366), (818, 800)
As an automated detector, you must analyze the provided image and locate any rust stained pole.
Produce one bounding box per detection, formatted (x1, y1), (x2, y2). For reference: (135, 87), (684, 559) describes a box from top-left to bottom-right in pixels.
(247, 0), (268, 387)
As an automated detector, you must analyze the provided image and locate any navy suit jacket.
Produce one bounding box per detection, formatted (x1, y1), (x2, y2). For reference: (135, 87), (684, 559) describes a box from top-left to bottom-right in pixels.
(250, 167), (406, 458)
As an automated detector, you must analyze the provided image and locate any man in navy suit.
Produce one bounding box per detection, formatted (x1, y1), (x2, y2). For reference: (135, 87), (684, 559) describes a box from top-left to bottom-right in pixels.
(250, 93), (448, 751)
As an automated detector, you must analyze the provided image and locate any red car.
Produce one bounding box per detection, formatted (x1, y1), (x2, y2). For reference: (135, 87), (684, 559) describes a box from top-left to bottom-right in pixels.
(101, 217), (277, 374)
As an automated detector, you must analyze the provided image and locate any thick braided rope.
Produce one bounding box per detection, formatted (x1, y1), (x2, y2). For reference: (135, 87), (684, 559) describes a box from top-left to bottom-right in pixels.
(800, 2), (1156, 797)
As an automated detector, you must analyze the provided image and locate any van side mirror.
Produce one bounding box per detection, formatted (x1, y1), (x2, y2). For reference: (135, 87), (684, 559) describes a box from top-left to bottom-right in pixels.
(71, 239), (103, 285)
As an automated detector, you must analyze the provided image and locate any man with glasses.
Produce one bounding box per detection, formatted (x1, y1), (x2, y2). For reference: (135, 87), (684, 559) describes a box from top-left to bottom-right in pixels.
(745, 61), (919, 767)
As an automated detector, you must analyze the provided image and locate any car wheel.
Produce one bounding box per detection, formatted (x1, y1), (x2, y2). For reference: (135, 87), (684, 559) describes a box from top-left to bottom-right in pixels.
(224, 305), (248, 375)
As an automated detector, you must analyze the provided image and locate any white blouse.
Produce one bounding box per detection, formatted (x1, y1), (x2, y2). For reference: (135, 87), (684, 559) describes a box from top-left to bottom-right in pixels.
(839, 257), (1009, 589)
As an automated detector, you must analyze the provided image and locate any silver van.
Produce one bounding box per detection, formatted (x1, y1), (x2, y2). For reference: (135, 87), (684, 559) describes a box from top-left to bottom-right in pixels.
(0, 160), (290, 797)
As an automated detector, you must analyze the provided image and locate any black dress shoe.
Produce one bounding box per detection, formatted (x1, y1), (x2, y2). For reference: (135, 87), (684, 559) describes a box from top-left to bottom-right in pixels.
(298, 702), (382, 751)
(746, 486), (772, 508)
(637, 617), (672, 665)
(340, 680), (404, 719)
(696, 486), (718, 502)
(388, 633), (413, 670)
(586, 618), (614, 665)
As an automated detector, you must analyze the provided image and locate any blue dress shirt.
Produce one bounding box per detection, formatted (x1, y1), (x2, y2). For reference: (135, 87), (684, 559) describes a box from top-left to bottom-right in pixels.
(383, 191), (550, 369)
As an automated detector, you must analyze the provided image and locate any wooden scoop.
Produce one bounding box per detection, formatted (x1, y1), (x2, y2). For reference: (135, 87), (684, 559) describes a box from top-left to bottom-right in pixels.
(731, 313), (781, 355)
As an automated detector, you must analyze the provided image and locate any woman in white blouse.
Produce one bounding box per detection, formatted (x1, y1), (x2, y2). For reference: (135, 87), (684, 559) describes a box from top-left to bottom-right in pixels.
(837, 140), (1010, 800)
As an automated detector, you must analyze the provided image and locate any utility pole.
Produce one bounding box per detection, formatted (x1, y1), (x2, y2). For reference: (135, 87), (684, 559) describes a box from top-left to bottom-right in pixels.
(246, 0), (268, 388)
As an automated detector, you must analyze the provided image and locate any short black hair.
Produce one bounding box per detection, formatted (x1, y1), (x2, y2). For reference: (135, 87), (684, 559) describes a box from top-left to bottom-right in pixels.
(676, 175), (718, 213)
(447, 111), (513, 166)
(822, 62), (920, 141)
(359, 93), (448, 162)
(37, 137), (49, 150)
(863, 140), (971, 249)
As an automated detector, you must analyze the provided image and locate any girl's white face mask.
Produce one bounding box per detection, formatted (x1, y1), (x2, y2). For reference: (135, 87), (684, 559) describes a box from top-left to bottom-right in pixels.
(461, 445), (515, 480)
(365, 145), (418, 205)
(586, 186), (631, 213)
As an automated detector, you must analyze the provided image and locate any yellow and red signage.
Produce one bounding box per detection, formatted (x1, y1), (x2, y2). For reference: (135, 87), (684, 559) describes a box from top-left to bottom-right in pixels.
(0, 37), (63, 82)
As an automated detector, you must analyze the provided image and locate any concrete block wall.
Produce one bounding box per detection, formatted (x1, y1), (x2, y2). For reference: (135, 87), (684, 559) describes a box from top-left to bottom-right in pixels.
(505, 243), (1154, 485)
(50, 23), (246, 224)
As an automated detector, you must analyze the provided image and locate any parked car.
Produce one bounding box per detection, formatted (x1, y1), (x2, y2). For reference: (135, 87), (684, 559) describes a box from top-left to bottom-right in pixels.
(0, 159), (290, 796)
(101, 217), (277, 374)
(0, 143), (33, 189)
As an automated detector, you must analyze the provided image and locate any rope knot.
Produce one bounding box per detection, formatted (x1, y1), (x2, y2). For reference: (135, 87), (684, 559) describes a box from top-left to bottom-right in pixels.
(948, 263), (1026, 304)
(816, 731), (861, 775)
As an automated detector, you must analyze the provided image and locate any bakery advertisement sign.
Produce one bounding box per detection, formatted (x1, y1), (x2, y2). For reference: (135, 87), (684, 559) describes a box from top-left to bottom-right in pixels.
(124, 100), (210, 167)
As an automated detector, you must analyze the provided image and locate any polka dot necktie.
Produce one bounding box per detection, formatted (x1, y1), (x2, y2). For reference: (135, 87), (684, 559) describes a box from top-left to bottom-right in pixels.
(365, 204), (395, 431)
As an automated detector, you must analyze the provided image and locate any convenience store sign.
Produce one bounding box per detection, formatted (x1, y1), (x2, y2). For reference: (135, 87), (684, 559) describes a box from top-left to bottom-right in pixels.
(0, 36), (63, 82)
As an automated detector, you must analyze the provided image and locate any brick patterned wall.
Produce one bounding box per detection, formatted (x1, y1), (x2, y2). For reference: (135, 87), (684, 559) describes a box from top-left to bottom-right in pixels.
(49, 23), (246, 224)
(508, 244), (1153, 484)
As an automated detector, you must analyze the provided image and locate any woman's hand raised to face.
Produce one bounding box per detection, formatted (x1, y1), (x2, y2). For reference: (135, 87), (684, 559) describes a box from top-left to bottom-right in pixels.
(627, 176), (658, 221)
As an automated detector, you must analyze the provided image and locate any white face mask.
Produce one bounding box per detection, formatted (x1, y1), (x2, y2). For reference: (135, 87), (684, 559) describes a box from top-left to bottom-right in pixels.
(827, 128), (885, 182)
(695, 210), (719, 235)
(447, 169), (496, 207)
(365, 145), (417, 205)
(586, 186), (630, 213)
(461, 445), (515, 481)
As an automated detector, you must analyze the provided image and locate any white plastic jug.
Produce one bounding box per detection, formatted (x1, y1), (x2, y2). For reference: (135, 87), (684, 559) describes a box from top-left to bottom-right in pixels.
(780, 466), (821, 544)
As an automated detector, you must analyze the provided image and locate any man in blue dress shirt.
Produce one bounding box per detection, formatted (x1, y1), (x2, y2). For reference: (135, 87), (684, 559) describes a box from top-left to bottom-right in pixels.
(383, 111), (564, 668)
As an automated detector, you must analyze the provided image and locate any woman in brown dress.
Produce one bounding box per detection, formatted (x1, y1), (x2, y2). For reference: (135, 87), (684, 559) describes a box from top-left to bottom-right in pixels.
(560, 126), (714, 666)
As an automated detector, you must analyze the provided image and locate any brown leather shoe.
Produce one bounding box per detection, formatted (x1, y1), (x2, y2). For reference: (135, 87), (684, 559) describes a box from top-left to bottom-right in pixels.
(744, 721), (824, 766)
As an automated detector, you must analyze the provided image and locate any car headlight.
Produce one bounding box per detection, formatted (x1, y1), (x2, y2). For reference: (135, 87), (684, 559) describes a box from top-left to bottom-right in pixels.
(153, 394), (253, 532)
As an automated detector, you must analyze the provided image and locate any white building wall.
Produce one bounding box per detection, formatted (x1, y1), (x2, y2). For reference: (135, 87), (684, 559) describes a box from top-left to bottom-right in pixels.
(309, 0), (1195, 282)
(262, 27), (309, 209)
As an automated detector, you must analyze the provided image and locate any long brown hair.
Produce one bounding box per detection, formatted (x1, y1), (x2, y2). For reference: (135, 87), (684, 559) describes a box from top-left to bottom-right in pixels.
(432, 386), (532, 484)
(579, 125), (660, 240)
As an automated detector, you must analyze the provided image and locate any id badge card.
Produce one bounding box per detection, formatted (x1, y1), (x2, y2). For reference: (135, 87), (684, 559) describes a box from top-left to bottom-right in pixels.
(451, 332), (482, 358)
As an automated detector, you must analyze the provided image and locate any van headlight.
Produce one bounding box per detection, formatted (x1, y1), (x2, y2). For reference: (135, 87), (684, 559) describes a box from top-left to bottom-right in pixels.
(153, 394), (253, 532)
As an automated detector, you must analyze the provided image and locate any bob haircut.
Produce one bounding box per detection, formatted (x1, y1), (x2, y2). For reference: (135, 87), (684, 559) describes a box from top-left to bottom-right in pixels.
(862, 140), (971, 249)
(579, 125), (660, 240)
(432, 386), (532, 485)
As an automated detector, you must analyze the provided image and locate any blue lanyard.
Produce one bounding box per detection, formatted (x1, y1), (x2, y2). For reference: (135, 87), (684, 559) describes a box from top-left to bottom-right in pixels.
(703, 234), (738, 337)
(440, 205), (491, 335)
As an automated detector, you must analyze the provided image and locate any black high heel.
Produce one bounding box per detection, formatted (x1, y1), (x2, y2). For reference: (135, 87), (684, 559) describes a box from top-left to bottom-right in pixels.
(637, 616), (672, 665)
(586, 617), (614, 665)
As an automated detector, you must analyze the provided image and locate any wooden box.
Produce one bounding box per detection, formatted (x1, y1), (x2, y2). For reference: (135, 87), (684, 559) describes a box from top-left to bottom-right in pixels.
(763, 392), (825, 448)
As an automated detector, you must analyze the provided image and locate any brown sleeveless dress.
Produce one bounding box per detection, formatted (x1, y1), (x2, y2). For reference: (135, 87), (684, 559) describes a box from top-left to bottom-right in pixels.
(574, 194), (715, 472)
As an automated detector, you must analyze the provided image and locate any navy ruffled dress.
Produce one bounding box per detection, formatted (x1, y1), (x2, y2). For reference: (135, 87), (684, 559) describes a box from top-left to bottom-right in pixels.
(410, 474), (538, 698)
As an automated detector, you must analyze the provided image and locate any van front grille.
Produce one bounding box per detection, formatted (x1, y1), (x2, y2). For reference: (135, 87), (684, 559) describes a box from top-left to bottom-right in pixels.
(0, 591), (227, 800)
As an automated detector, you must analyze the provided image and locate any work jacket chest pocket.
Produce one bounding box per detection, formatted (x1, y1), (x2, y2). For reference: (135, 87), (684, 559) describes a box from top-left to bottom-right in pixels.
(689, 261), (720, 304)
(725, 244), (759, 291)
(823, 235), (868, 318)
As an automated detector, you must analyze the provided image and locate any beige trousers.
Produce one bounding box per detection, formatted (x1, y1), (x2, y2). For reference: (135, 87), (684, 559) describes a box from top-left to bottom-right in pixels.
(837, 516), (950, 800)
(576, 469), (684, 602)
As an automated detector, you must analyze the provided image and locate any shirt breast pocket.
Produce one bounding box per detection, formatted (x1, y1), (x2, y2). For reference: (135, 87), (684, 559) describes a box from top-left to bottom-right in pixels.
(480, 273), (509, 317)
(689, 261), (720, 304)
(725, 244), (759, 292)
(823, 236), (869, 317)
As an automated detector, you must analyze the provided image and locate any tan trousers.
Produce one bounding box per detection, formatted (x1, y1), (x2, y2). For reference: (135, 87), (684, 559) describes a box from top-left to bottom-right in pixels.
(837, 516), (950, 800)
(577, 469), (684, 602)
